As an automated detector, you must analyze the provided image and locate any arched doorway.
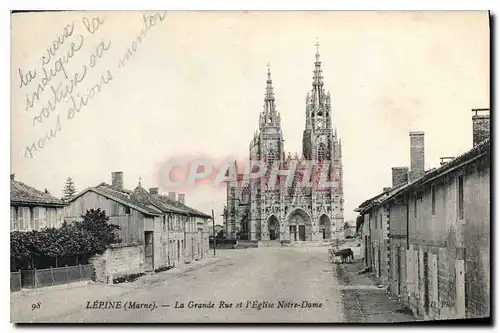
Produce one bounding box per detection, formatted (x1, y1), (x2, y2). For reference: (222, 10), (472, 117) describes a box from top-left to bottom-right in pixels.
(319, 214), (331, 240)
(287, 208), (312, 241)
(267, 215), (280, 241)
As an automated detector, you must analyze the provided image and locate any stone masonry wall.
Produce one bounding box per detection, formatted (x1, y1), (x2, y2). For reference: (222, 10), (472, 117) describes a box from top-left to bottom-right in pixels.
(89, 245), (144, 283)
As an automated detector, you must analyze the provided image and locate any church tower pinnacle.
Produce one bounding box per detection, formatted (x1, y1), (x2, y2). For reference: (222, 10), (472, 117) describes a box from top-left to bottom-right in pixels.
(259, 64), (281, 129)
(302, 42), (333, 160)
(251, 64), (285, 166)
(311, 42), (325, 108)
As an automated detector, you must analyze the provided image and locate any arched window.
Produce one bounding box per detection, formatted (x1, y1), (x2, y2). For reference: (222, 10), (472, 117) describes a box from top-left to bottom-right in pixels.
(318, 143), (326, 162)
(241, 186), (250, 202)
(267, 149), (276, 166)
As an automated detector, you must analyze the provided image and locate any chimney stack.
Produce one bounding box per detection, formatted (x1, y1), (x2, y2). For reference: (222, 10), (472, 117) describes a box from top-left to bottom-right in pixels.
(168, 192), (176, 201)
(10, 173), (15, 180)
(409, 132), (425, 182)
(440, 157), (455, 166)
(472, 108), (490, 146)
(178, 194), (185, 205)
(391, 167), (409, 188)
(149, 187), (158, 195)
(111, 172), (124, 190)
(383, 187), (392, 193)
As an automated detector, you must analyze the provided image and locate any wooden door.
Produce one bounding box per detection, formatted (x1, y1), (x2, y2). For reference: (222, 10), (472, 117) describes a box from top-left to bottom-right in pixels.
(144, 231), (153, 271)
(299, 225), (306, 241)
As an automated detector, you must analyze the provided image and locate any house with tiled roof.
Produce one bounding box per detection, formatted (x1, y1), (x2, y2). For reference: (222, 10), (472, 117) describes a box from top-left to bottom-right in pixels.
(354, 109), (490, 320)
(65, 172), (211, 282)
(10, 174), (67, 231)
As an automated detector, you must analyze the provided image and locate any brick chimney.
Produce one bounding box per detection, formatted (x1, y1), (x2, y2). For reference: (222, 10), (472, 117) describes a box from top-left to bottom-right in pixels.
(178, 194), (185, 205)
(111, 172), (124, 190)
(168, 192), (176, 201)
(10, 173), (15, 180)
(391, 167), (409, 188)
(149, 187), (158, 195)
(409, 132), (425, 182)
(440, 157), (454, 166)
(472, 108), (490, 146)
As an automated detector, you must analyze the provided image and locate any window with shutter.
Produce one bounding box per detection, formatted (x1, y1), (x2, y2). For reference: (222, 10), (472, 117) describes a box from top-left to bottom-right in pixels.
(11, 207), (17, 231)
(18, 207), (24, 230)
(27, 208), (34, 230)
(33, 207), (40, 230)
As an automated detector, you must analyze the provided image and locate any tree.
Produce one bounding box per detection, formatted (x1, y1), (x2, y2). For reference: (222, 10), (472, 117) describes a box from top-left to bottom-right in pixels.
(63, 177), (77, 200)
(216, 229), (225, 239)
(74, 208), (121, 254)
(355, 215), (364, 235)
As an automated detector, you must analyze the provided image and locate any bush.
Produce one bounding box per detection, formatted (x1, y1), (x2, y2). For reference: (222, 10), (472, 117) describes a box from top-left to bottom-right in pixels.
(154, 265), (174, 273)
(10, 208), (120, 269)
(113, 272), (145, 284)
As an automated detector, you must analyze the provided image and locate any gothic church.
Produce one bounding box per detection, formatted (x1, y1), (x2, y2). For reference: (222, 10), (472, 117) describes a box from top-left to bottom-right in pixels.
(224, 46), (344, 242)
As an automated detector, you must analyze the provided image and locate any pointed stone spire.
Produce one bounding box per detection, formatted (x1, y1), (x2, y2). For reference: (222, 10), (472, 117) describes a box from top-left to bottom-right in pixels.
(264, 63), (276, 114)
(312, 41), (324, 107)
(260, 63), (281, 130)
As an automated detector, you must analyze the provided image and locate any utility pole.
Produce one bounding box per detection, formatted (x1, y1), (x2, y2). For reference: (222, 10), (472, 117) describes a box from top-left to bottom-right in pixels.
(212, 208), (216, 256)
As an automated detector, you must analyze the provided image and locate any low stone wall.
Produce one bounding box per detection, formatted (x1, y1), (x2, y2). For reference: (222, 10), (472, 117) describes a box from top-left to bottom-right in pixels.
(89, 244), (144, 283)
(257, 240), (282, 248)
(257, 240), (337, 248)
(281, 241), (334, 248)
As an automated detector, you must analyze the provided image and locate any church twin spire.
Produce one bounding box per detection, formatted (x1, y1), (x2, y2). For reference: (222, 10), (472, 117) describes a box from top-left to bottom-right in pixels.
(259, 63), (280, 129)
(259, 43), (332, 132)
(264, 63), (275, 113)
(311, 42), (325, 107)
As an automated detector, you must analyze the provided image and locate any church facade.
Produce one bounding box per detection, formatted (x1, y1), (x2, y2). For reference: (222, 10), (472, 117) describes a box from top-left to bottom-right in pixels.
(224, 46), (344, 243)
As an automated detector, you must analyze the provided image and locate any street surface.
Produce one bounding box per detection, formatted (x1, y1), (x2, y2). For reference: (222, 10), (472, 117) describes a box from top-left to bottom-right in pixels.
(13, 247), (345, 323)
(12, 246), (415, 323)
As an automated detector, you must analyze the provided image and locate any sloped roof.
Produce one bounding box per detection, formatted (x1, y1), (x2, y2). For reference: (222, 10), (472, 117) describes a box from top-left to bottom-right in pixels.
(70, 181), (212, 219)
(11, 179), (66, 207)
(380, 139), (490, 205)
(354, 187), (393, 213)
(130, 185), (187, 215)
(156, 194), (212, 219)
(69, 183), (163, 216)
(355, 139), (490, 213)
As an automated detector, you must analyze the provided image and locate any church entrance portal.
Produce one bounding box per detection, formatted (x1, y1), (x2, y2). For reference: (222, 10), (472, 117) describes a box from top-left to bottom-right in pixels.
(267, 215), (280, 241)
(289, 225), (297, 241)
(299, 225), (306, 241)
(319, 214), (331, 240)
(287, 208), (312, 241)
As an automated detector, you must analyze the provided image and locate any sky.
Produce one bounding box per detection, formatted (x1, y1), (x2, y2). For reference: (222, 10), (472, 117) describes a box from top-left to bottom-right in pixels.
(11, 11), (489, 223)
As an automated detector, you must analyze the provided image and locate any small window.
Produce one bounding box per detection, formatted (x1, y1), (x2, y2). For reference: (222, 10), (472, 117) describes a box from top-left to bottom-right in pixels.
(458, 175), (464, 219)
(431, 186), (436, 215)
(318, 143), (326, 162)
(33, 207), (40, 230)
(125, 206), (131, 215)
(267, 150), (276, 166)
(46, 208), (54, 228)
(29, 207), (35, 230)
